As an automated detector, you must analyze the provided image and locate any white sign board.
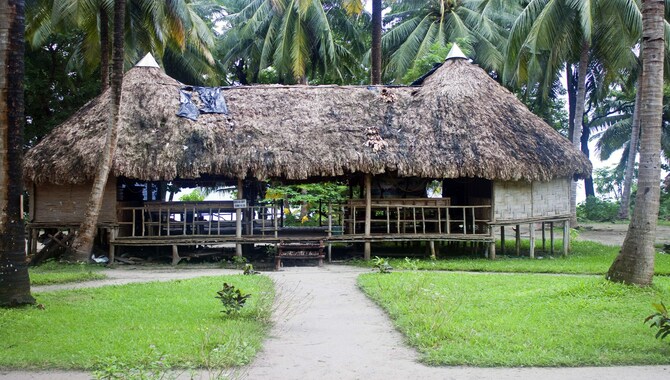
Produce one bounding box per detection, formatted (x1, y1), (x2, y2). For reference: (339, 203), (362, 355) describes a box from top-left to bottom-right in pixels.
(233, 200), (247, 208)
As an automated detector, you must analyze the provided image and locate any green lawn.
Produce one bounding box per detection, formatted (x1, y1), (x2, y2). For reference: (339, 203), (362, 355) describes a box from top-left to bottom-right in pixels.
(29, 262), (107, 286)
(358, 271), (670, 366)
(354, 240), (670, 275)
(0, 275), (273, 370)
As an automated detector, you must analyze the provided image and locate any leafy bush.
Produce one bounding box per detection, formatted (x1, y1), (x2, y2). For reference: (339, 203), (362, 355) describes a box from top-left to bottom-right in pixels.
(577, 196), (619, 222)
(645, 302), (670, 340)
(243, 264), (259, 275)
(372, 256), (392, 274)
(179, 188), (205, 201)
(216, 283), (250, 315)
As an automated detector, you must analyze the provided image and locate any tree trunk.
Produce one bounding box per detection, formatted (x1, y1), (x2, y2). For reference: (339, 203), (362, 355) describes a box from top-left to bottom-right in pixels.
(618, 78), (643, 219)
(607, 0), (665, 286)
(566, 65), (576, 142)
(100, 6), (109, 92)
(0, 0), (35, 307)
(370, 0), (382, 85)
(570, 41), (590, 225)
(68, 0), (125, 261)
(581, 122), (595, 197)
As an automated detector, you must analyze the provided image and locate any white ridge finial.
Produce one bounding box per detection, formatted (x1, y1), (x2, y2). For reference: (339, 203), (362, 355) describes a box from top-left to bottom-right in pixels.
(446, 44), (467, 60)
(135, 53), (160, 68)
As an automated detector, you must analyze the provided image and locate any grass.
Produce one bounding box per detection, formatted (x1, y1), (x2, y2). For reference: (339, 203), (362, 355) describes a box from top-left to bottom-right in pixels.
(29, 261), (108, 286)
(0, 275), (274, 370)
(358, 271), (670, 366)
(353, 240), (670, 275)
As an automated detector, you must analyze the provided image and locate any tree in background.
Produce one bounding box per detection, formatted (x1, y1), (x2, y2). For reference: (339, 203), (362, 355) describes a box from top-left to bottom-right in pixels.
(608, 0), (665, 286)
(0, 0), (35, 306)
(68, 0), (125, 261)
(219, 0), (368, 84)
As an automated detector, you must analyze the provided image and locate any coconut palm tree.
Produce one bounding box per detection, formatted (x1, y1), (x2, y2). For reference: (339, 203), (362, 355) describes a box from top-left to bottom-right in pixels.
(26, 0), (218, 88)
(607, 0), (665, 286)
(382, 0), (522, 81)
(68, 0), (125, 261)
(219, 0), (368, 84)
(0, 0), (36, 306)
(505, 0), (640, 223)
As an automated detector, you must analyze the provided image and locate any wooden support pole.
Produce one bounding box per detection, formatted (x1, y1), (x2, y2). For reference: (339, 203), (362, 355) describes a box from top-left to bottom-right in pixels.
(429, 241), (436, 260)
(500, 226), (505, 255)
(328, 202), (333, 263)
(172, 245), (180, 266)
(563, 220), (570, 256)
(364, 173), (372, 260)
(515, 224), (521, 256)
(236, 179), (243, 257)
(550, 222), (555, 255)
(489, 226), (496, 260)
(541, 222), (546, 252)
(529, 223), (535, 258)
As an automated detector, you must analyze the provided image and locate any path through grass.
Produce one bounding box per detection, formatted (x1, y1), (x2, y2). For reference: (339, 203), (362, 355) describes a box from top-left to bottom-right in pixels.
(29, 262), (107, 285)
(0, 275), (273, 370)
(359, 272), (670, 366)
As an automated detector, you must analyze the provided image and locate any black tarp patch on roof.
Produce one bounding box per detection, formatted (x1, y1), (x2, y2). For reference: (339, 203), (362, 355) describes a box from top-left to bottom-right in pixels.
(177, 90), (200, 120)
(176, 86), (229, 120)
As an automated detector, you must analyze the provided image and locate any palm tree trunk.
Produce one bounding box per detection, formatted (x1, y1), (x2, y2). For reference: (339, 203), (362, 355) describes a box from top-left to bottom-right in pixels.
(581, 122), (595, 197)
(607, 0), (665, 286)
(370, 0), (382, 85)
(69, 0), (125, 261)
(0, 0), (35, 307)
(100, 6), (109, 92)
(618, 77), (642, 219)
(570, 41), (590, 225)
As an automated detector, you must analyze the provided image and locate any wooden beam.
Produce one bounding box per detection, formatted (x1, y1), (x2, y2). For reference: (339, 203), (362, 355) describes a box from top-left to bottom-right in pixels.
(364, 173), (372, 260)
(515, 224), (520, 256)
(236, 179), (243, 257)
(500, 226), (505, 255)
(172, 245), (180, 266)
(541, 222), (546, 252)
(563, 220), (569, 256)
(529, 223), (535, 258)
(550, 221), (555, 255)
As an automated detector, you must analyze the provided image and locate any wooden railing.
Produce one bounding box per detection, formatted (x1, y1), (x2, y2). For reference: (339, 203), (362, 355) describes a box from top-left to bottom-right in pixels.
(116, 201), (280, 238)
(116, 199), (492, 239)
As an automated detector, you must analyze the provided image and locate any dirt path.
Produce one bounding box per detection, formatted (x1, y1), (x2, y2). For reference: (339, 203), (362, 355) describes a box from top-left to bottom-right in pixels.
(576, 222), (670, 247)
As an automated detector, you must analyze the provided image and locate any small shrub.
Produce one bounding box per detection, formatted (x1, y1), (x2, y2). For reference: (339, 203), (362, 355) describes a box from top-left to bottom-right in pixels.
(645, 302), (670, 340)
(243, 264), (259, 275)
(231, 255), (247, 269)
(403, 257), (419, 270)
(216, 283), (250, 315)
(372, 256), (392, 274)
(577, 196), (619, 222)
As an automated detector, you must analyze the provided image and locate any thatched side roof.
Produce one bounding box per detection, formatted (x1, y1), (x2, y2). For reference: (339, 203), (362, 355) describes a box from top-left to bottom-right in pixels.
(24, 55), (591, 185)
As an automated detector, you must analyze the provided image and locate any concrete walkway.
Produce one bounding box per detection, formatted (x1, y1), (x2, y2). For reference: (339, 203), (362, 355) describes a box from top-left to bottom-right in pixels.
(1, 265), (669, 379)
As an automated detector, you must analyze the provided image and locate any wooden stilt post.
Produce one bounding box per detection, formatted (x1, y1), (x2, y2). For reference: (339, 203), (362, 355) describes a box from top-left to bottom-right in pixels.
(429, 241), (436, 259)
(550, 222), (555, 255)
(529, 223), (535, 258)
(236, 179), (243, 257)
(563, 220), (570, 256)
(515, 224), (521, 256)
(328, 202), (333, 263)
(364, 174), (372, 260)
(541, 222), (546, 252)
(500, 226), (505, 255)
(489, 226), (496, 260)
(172, 245), (180, 266)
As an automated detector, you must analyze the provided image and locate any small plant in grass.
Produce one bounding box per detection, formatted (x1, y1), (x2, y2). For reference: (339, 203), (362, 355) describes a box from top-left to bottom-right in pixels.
(93, 345), (189, 380)
(216, 283), (250, 315)
(231, 255), (247, 269)
(372, 256), (392, 274)
(645, 302), (670, 341)
(243, 264), (259, 275)
(403, 257), (419, 270)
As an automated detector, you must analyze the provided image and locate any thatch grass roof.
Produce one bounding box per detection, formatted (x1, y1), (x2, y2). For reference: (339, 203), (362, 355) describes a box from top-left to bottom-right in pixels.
(24, 56), (591, 185)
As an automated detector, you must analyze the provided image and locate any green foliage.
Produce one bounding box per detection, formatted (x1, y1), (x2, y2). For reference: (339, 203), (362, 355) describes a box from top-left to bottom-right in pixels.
(216, 283), (251, 315)
(179, 188), (206, 202)
(403, 257), (420, 270)
(265, 182), (348, 226)
(593, 166), (627, 201)
(243, 264), (259, 275)
(93, 345), (185, 380)
(645, 302), (670, 341)
(359, 272), (670, 366)
(372, 256), (392, 274)
(577, 196), (620, 222)
(400, 42), (453, 84)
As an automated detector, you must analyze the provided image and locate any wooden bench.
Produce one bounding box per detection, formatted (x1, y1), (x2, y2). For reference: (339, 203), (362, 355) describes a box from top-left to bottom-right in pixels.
(275, 240), (325, 270)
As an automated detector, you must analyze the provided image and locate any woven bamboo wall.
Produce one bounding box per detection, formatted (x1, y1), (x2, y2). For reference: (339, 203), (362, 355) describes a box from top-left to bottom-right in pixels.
(493, 177), (570, 222)
(29, 176), (117, 224)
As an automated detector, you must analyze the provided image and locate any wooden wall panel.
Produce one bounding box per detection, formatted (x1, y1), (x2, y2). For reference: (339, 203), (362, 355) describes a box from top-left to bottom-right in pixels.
(31, 177), (117, 224)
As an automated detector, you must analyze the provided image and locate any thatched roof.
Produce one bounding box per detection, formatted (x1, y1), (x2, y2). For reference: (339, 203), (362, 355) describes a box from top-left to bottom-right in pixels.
(24, 53), (591, 185)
